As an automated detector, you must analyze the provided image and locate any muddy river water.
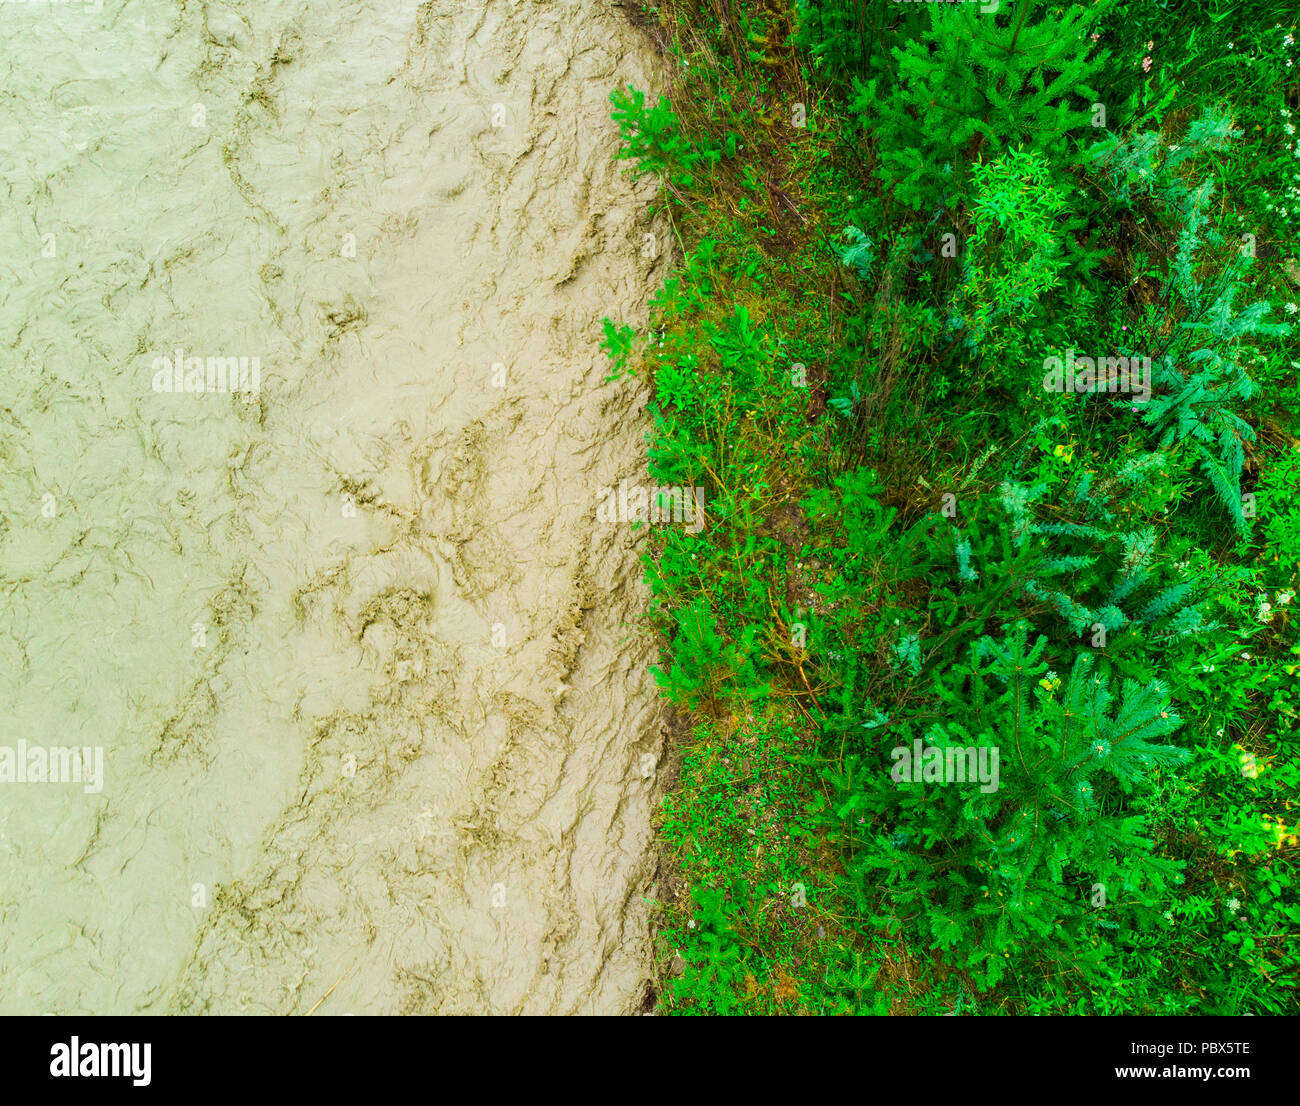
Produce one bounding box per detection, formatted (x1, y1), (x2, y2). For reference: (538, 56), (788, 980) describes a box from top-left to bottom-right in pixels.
(0, 0), (666, 1014)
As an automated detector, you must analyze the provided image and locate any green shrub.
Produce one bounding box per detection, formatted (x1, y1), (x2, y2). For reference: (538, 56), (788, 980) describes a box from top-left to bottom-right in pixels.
(849, 2), (1111, 212)
(610, 84), (720, 188)
(828, 622), (1189, 991)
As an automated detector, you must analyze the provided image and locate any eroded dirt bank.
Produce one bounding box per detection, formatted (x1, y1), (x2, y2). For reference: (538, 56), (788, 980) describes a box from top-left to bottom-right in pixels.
(0, 0), (667, 1014)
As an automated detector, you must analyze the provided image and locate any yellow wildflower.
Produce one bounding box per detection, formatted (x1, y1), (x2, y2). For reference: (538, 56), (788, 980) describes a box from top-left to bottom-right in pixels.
(1262, 815), (1298, 849)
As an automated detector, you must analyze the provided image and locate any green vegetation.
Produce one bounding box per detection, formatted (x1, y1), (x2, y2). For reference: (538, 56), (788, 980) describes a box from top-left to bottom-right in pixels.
(610, 0), (1299, 1014)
